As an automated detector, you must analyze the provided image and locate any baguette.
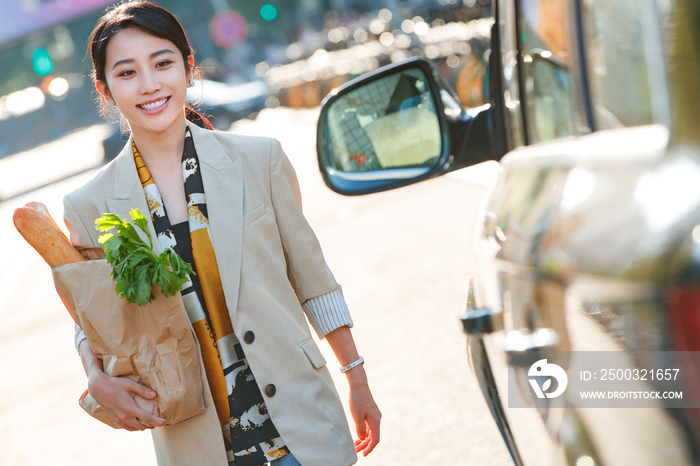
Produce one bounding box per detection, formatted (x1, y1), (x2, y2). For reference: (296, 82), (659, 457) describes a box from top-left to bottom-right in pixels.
(13, 204), (85, 266)
(25, 201), (66, 240)
(14, 203), (86, 324)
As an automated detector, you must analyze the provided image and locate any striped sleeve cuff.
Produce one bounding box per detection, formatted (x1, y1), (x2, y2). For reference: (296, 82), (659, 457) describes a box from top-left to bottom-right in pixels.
(74, 324), (87, 354)
(302, 286), (354, 339)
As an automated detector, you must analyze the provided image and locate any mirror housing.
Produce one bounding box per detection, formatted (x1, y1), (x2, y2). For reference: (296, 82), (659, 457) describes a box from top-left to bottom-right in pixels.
(317, 57), (500, 196)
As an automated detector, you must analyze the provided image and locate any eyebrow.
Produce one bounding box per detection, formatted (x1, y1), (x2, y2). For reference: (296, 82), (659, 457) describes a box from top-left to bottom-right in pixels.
(111, 49), (176, 70)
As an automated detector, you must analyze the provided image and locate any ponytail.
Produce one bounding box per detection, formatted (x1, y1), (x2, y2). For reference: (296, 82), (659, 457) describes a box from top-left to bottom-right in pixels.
(186, 105), (214, 130)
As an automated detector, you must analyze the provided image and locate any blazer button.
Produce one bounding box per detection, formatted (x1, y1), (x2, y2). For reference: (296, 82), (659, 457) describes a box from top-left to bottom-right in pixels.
(243, 331), (255, 344)
(265, 384), (276, 397)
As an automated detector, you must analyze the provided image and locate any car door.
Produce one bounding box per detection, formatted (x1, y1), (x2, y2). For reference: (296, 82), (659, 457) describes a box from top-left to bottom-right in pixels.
(473, 0), (697, 465)
(467, 2), (587, 463)
(315, 0), (700, 464)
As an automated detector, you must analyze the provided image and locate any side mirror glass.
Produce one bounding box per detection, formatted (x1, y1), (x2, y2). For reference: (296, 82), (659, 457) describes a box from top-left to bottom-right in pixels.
(317, 59), (449, 195)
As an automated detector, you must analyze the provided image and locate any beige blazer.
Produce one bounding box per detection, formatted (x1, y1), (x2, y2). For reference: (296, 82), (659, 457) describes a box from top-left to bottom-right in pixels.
(63, 122), (357, 466)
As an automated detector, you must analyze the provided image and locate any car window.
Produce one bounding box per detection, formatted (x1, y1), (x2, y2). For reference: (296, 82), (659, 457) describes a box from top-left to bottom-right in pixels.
(581, 0), (666, 129)
(520, 0), (579, 144)
(499, 0), (526, 149)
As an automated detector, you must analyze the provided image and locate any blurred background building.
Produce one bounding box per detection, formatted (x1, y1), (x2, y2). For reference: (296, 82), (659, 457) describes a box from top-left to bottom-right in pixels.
(0, 0), (491, 167)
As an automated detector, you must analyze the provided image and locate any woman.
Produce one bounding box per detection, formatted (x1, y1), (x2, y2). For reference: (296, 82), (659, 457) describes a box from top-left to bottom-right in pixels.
(65, 2), (380, 465)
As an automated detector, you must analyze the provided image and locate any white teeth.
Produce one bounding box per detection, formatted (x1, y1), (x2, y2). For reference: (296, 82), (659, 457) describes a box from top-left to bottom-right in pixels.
(140, 98), (167, 110)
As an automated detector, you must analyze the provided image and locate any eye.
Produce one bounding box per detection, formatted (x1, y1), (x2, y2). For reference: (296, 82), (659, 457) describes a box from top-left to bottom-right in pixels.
(156, 60), (173, 68)
(117, 69), (135, 78)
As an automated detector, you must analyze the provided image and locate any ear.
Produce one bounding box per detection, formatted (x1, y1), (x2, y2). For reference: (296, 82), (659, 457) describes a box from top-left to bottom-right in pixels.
(187, 55), (195, 80)
(95, 80), (111, 102)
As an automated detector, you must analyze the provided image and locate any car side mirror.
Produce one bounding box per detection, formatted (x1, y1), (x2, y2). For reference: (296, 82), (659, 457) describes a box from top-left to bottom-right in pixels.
(316, 58), (450, 195)
(317, 57), (501, 195)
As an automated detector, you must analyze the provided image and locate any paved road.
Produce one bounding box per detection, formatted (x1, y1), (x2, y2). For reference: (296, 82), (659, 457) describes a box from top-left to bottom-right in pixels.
(0, 107), (511, 465)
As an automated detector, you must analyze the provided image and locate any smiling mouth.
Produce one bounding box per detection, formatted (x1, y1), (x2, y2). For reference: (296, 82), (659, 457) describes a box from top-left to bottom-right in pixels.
(139, 97), (170, 111)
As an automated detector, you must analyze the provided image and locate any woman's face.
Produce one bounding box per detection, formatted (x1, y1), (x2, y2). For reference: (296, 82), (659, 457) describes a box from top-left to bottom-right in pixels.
(101, 28), (191, 136)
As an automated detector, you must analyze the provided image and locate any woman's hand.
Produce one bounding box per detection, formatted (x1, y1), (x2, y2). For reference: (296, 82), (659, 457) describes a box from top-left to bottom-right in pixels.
(80, 339), (167, 431)
(347, 367), (381, 456)
(324, 326), (382, 456)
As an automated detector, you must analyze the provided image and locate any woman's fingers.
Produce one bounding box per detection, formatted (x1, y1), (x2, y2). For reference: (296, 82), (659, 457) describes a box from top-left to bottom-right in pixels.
(355, 413), (367, 440)
(88, 373), (166, 429)
(361, 418), (381, 456)
(116, 411), (159, 431)
(122, 378), (167, 427)
(112, 410), (148, 431)
(121, 405), (166, 430)
(348, 382), (381, 455)
(132, 410), (166, 428)
(124, 377), (157, 399)
(356, 414), (381, 456)
(121, 419), (145, 431)
(355, 435), (371, 452)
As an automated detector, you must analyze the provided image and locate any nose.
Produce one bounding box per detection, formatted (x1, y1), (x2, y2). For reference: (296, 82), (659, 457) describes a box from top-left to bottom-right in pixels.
(139, 69), (161, 94)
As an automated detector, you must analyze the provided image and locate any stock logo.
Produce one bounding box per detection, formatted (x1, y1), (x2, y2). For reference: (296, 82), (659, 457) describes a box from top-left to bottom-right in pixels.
(528, 359), (568, 399)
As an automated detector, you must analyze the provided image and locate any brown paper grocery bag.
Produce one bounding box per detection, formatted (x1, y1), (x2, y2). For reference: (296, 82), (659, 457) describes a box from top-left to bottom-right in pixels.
(52, 259), (205, 428)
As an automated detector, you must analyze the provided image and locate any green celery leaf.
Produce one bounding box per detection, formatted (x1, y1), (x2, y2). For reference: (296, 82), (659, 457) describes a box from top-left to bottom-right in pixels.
(95, 209), (193, 306)
(95, 213), (124, 232)
(130, 209), (153, 247)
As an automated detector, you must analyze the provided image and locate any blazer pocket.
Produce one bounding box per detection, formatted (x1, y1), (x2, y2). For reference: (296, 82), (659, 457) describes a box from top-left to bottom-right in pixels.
(300, 338), (327, 369)
(242, 204), (266, 227)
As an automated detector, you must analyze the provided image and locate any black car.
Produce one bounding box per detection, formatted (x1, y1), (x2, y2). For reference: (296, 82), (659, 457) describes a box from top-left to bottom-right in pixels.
(315, 0), (700, 464)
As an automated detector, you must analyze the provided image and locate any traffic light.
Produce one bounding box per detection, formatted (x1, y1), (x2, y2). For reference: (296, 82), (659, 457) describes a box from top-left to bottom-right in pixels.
(260, 3), (278, 21)
(32, 48), (53, 76)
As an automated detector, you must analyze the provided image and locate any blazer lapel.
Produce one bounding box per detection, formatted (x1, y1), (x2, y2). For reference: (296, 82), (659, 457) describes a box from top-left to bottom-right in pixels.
(188, 123), (244, 322)
(105, 139), (162, 255)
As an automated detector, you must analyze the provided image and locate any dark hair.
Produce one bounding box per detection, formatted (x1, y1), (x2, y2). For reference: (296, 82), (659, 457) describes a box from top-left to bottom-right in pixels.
(88, 0), (213, 129)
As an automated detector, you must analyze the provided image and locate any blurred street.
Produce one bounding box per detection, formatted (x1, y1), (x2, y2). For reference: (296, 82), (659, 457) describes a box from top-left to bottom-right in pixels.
(0, 107), (510, 465)
(0, 0), (491, 161)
